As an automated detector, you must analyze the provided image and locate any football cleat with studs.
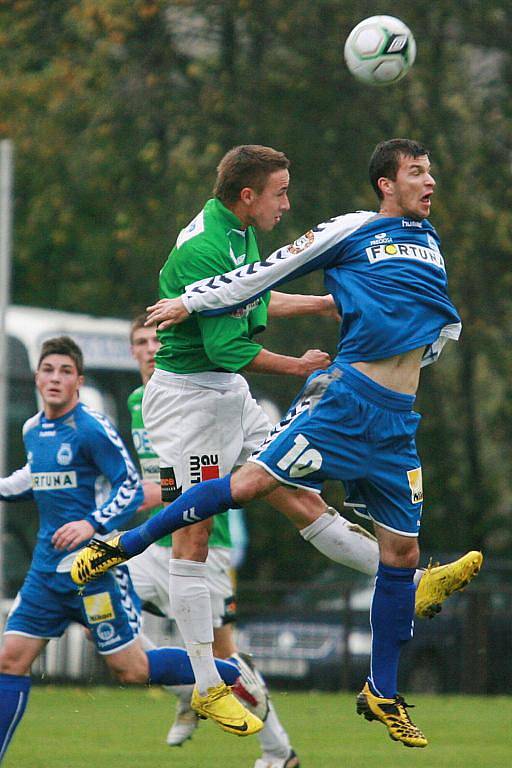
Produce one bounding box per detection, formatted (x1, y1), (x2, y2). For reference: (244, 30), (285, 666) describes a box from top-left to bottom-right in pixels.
(191, 682), (263, 737)
(70, 535), (128, 585)
(415, 550), (483, 619)
(356, 682), (427, 748)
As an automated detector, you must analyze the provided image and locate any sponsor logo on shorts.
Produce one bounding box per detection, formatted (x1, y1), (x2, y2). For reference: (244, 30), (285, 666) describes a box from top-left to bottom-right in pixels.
(189, 454), (220, 484)
(407, 467), (423, 504)
(56, 442), (73, 466)
(31, 471), (77, 490)
(160, 466), (181, 502)
(83, 592), (116, 624)
(366, 242), (445, 270)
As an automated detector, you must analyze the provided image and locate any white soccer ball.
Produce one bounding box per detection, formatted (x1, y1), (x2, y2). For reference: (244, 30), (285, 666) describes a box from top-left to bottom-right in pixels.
(344, 15), (416, 86)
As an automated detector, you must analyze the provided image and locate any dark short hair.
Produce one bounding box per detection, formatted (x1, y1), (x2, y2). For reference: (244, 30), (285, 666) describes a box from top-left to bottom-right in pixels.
(37, 336), (84, 375)
(213, 145), (290, 205)
(369, 138), (429, 199)
(130, 313), (148, 343)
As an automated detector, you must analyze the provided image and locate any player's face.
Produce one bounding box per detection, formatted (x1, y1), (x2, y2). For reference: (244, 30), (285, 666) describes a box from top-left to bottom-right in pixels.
(245, 169), (291, 231)
(131, 326), (161, 384)
(35, 354), (83, 418)
(381, 154), (436, 220)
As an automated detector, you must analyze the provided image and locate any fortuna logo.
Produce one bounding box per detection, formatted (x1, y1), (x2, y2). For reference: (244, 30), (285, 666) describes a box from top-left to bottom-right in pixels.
(32, 471), (78, 490)
(183, 507), (201, 523)
(366, 242), (445, 270)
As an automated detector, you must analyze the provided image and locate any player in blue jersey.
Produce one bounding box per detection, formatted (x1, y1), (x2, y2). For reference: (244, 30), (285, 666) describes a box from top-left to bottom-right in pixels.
(72, 140), (483, 749)
(0, 337), (259, 763)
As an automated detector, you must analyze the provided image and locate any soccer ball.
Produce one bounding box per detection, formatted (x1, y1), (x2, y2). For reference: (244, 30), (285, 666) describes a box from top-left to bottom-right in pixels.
(344, 15), (416, 86)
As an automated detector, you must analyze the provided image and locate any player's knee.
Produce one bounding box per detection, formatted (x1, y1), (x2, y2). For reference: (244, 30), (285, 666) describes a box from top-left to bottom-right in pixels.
(0, 649), (30, 675)
(231, 464), (275, 504)
(105, 648), (149, 684)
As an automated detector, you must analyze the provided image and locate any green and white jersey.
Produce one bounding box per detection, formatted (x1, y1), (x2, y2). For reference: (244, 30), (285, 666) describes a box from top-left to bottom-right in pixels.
(155, 198), (270, 375)
(127, 385), (231, 549)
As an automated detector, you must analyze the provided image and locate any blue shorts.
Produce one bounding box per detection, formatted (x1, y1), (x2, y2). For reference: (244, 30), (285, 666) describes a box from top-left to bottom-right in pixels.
(250, 363), (423, 536)
(5, 565), (141, 655)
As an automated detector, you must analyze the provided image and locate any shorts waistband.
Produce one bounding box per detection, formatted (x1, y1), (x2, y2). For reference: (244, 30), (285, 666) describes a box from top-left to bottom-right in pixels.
(335, 363), (415, 412)
(152, 367), (242, 390)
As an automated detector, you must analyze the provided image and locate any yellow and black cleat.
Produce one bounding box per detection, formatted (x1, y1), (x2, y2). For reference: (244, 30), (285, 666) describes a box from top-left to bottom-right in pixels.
(357, 682), (427, 748)
(71, 535), (128, 585)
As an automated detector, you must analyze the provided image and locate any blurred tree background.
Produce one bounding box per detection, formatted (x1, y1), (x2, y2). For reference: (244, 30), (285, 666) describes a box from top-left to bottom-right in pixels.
(1, 0), (511, 581)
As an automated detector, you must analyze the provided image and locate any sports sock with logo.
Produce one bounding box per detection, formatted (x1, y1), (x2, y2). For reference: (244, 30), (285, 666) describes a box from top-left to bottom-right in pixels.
(121, 475), (234, 557)
(0, 673), (31, 762)
(368, 563), (415, 698)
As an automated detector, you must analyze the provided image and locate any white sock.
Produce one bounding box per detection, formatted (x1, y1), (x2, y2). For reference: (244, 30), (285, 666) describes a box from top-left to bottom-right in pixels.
(169, 559), (222, 695)
(257, 701), (291, 760)
(300, 510), (379, 575)
(301, 509), (425, 585)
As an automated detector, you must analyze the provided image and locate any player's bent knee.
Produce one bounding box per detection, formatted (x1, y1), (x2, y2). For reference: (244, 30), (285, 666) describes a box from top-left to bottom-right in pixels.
(231, 463), (276, 504)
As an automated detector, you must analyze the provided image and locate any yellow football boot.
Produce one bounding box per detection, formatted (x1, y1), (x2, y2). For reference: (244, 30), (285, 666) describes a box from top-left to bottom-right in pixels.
(415, 550), (483, 618)
(191, 682), (263, 737)
(70, 535), (128, 585)
(356, 682), (427, 748)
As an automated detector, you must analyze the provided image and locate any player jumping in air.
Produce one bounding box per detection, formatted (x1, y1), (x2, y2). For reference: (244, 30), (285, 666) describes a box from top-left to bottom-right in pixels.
(72, 140), (483, 749)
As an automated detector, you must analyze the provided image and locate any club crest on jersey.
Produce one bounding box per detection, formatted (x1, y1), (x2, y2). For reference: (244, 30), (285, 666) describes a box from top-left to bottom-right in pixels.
(407, 467), (423, 504)
(287, 230), (315, 254)
(189, 454), (220, 484)
(56, 442), (73, 466)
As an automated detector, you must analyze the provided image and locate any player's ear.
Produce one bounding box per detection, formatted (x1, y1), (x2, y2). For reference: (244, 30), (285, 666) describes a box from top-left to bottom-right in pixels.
(240, 186), (256, 205)
(378, 176), (394, 198)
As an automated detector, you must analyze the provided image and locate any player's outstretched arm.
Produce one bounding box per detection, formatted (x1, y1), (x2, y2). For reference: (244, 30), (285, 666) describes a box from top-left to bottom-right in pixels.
(145, 297), (190, 329)
(244, 348), (331, 377)
(268, 291), (340, 320)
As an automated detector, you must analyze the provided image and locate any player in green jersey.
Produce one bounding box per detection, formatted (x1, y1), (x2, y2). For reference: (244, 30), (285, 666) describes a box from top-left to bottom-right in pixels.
(127, 317), (274, 752)
(138, 145), (379, 766)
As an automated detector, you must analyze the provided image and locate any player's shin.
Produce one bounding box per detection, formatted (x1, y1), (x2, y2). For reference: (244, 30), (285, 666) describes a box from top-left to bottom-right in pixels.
(121, 475), (235, 557)
(300, 508), (379, 575)
(367, 563), (415, 697)
(146, 647), (239, 686)
(169, 560), (223, 695)
(0, 674), (31, 762)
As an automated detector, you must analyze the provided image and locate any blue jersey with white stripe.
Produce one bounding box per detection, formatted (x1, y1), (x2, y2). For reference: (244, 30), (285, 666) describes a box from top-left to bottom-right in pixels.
(183, 212), (461, 366)
(0, 402), (142, 572)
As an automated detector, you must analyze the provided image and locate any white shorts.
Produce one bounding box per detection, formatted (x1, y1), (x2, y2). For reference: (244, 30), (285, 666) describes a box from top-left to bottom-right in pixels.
(142, 369), (272, 491)
(128, 545), (235, 628)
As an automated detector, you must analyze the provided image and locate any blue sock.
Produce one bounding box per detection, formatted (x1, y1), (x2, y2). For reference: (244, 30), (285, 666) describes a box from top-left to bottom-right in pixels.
(146, 648), (240, 686)
(368, 563), (415, 698)
(121, 475), (235, 557)
(0, 673), (31, 762)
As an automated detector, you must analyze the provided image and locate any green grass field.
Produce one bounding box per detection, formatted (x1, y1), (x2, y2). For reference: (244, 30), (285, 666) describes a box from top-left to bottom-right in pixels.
(5, 686), (511, 768)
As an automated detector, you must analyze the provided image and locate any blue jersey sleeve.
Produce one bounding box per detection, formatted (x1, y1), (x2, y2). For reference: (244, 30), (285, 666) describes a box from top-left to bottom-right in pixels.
(81, 411), (143, 534)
